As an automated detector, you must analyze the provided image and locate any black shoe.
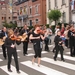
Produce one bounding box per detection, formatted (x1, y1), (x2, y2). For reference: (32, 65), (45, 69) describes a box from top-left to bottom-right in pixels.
(54, 57), (56, 61)
(4, 57), (7, 60)
(61, 59), (65, 62)
(17, 71), (20, 73)
(25, 53), (28, 55)
(8, 69), (12, 72)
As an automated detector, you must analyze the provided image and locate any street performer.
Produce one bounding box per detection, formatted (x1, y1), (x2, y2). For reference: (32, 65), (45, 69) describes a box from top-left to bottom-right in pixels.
(29, 24), (45, 67)
(19, 25), (29, 56)
(5, 29), (21, 73)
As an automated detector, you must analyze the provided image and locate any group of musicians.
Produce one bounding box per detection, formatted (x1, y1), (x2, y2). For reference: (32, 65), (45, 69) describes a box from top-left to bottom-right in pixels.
(0, 24), (75, 73)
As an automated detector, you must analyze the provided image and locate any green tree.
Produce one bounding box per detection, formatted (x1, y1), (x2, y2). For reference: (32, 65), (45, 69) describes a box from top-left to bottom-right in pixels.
(48, 9), (61, 26)
(3, 21), (17, 28)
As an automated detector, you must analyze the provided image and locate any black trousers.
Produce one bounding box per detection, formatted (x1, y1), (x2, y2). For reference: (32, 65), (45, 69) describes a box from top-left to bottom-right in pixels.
(23, 41), (28, 55)
(54, 45), (64, 60)
(33, 43), (42, 58)
(44, 38), (49, 51)
(65, 39), (69, 47)
(69, 40), (74, 56)
(2, 44), (7, 59)
(7, 51), (19, 71)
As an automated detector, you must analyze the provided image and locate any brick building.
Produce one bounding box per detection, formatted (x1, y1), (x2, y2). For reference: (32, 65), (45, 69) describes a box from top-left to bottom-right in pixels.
(16, 0), (46, 27)
(0, 0), (18, 28)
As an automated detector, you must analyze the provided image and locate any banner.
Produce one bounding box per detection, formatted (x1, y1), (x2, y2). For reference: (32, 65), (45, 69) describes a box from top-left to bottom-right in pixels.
(9, 0), (12, 13)
(24, 6), (26, 14)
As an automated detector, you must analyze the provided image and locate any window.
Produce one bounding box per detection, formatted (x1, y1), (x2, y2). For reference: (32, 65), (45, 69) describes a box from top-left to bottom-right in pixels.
(55, 0), (57, 7)
(48, 0), (51, 10)
(62, 0), (65, 5)
(4, 17), (6, 20)
(29, 7), (32, 14)
(35, 5), (38, 14)
(35, 19), (38, 24)
(29, 20), (32, 26)
(2, 17), (3, 20)
(9, 17), (10, 19)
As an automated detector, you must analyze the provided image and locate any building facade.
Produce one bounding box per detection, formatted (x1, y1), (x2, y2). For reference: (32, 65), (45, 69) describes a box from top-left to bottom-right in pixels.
(0, 0), (18, 28)
(71, 0), (75, 24)
(16, 0), (46, 27)
(46, 0), (70, 25)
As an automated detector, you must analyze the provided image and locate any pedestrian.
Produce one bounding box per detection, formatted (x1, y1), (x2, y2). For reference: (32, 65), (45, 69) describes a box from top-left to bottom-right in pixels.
(5, 29), (21, 73)
(44, 26), (50, 52)
(29, 24), (45, 67)
(54, 31), (65, 61)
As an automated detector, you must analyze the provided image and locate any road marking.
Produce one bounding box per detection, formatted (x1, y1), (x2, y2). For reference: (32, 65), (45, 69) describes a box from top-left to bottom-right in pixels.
(21, 61), (67, 75)
(0, 59), (3, 61)
(17, 50), (21, 52)
(48, 45), (54, 47)
(41, 57), (75, 70)
(26, 51), (48, 56)
(0, 52), (3, 54)
(66, 52), (70, 55)
(0, 50), (21, 55)
(0, 65), (28, 75)
(57, 54), (75, 61)
(26, 53), (34, 56)
(28, 48), (33, 51)
(42, 51), (48, 53)
(12, 56), (20, 59)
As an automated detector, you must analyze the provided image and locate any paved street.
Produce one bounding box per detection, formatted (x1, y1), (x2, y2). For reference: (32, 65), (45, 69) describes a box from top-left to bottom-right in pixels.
(0, 36), (75, 75)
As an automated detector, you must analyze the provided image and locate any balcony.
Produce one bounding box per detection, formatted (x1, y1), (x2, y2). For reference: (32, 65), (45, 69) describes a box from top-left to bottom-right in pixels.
(16, 0), (29, 5)
(32, 0), (37, 2)
(18, 15), (28, 20)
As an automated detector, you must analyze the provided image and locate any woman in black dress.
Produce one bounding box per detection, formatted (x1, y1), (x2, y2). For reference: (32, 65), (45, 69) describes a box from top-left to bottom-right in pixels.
(29, 25), (45, 67)
(5, 29), (21, 73)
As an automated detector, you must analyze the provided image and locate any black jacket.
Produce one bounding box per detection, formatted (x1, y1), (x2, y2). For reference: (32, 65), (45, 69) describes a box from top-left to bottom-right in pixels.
(5, 38), (21, 53)
(54, 35), (62, 46)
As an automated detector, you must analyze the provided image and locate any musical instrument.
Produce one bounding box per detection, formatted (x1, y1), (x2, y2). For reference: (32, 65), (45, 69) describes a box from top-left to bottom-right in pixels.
(0, 36), (6, 46)
(0, 39), (4, 45)
(37, 30), (46, 34)
(20, 33), (28, 42)
(10, 33), (28, 42)
(10, 35), (21, 41)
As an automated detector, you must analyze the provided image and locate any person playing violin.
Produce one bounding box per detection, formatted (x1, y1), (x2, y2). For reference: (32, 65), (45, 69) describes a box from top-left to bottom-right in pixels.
(29, 24), (45, 67)
(5, 29), (21, 73)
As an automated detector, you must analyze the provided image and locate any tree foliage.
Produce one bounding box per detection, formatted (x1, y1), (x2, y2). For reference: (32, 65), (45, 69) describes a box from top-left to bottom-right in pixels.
(3, 21), (17, 28)
(48, 10), (61, 25)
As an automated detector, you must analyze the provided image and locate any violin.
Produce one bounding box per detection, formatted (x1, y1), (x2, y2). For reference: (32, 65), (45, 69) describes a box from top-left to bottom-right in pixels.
(10, 35), (21, 41)
(37, 30), (46, 34)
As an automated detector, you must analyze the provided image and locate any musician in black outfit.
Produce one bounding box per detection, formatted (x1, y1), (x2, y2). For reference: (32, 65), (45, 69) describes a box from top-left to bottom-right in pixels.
(29, 25), (45, 66)
(20, 25), (29, 56)
(54, 31), (65, 61)
(5, 29), (20, 73)
(1, 27), (8, 59)
(68, 25), (74, 56)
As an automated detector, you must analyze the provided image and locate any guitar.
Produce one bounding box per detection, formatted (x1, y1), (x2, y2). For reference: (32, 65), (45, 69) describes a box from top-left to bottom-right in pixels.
(0, 36), (6, 45)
